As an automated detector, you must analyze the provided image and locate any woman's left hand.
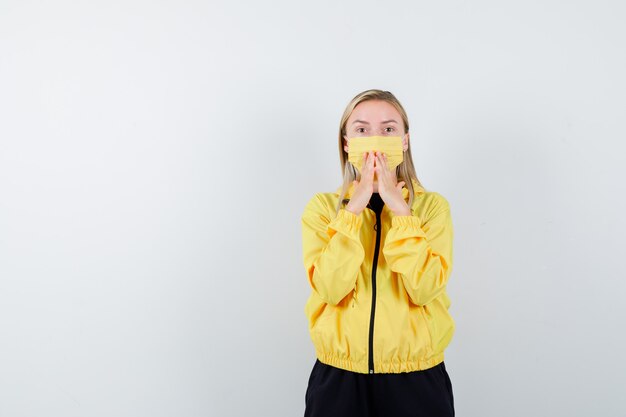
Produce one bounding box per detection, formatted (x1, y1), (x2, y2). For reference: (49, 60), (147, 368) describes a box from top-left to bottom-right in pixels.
(375, 152), (412, 216)
(374, 152), (411, 216)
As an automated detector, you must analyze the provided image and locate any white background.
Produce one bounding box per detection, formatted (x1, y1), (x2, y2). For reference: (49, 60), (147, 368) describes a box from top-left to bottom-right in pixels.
(1, 1), (625, 416)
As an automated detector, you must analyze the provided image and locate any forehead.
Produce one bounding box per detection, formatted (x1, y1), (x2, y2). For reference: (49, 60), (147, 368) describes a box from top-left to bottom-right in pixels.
(347, 100), (401, 123)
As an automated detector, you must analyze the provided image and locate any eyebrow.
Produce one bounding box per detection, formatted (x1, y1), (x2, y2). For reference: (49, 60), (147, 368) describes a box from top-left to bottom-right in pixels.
(351, 119), (398, 125)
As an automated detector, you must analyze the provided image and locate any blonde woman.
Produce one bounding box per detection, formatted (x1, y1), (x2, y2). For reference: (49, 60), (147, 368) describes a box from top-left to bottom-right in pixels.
(301, 89), (456, 416)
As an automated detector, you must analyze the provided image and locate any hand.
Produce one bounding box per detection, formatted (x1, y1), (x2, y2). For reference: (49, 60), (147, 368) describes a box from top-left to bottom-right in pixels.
(345, 151), (376, 215)
(374, 152), (411, 216)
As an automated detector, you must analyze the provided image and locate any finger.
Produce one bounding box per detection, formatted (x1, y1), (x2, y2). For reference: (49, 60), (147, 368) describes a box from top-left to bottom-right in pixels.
(374, 155), (382, 178)
(378, 153), (388, 175)
(379, 153), (387, 170)
(359, 151), (366, 171)
(364, 152), (375, 178)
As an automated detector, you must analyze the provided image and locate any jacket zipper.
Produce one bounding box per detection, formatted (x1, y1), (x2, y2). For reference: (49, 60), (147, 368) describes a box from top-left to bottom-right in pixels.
(369, 211), (382, 374)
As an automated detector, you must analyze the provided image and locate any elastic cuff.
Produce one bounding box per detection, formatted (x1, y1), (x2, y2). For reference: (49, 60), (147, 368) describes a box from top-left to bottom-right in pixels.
(331, 208), (363, 234)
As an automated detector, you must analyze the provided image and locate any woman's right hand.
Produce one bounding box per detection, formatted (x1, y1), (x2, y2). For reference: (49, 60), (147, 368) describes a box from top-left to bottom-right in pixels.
(345, 151), (376, 215)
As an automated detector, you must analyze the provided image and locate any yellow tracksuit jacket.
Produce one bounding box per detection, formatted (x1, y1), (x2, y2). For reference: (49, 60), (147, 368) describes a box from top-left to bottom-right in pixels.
(301, 178), (455, 374)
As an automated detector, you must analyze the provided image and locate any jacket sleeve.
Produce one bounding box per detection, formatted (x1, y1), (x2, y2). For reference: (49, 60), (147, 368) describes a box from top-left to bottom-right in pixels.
(301, 193), (365, 305)
(382, 196), (453, 306)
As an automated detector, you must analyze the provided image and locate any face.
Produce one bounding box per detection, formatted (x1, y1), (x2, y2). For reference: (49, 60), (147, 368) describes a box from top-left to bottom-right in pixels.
(343, 100), (409, 153)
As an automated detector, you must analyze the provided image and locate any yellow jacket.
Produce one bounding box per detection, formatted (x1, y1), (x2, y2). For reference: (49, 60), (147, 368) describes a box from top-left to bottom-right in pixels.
(301, 178), (455, 374)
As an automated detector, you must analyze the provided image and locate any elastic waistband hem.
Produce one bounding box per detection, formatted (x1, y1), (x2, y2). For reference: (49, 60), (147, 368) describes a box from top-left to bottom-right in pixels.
(316, 351), (445, 374)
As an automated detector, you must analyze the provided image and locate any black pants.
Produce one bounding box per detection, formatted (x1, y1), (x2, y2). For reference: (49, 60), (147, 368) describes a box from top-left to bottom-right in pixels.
(304, 359), (455, 417)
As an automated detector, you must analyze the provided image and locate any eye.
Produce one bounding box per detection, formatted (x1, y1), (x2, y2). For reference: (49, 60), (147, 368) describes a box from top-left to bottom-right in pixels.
(384, 127), (395, 133)
(356, 127), (366, 133)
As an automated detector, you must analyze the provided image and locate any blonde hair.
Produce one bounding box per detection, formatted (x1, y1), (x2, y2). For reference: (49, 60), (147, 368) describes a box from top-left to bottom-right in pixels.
(335, 89), (425, 214)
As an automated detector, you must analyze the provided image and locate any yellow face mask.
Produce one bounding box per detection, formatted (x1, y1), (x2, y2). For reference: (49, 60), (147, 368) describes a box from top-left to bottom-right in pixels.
(347, 135), (404, 172)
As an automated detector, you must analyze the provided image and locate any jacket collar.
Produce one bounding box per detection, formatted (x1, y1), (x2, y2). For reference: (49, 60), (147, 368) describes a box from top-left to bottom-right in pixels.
(335, 178), (425, 202)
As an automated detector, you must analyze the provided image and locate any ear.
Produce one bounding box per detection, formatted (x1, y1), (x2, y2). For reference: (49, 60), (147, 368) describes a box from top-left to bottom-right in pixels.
(343, 134), (349, 153)
(403, 133), (410, 152)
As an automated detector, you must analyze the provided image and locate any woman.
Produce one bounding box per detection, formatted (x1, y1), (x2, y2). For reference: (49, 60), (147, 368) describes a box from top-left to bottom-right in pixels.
(301, 89), (456, 417)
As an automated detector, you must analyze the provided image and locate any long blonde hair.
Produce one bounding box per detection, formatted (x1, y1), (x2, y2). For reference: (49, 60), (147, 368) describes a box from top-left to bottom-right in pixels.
(335, 89), (425, 214)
